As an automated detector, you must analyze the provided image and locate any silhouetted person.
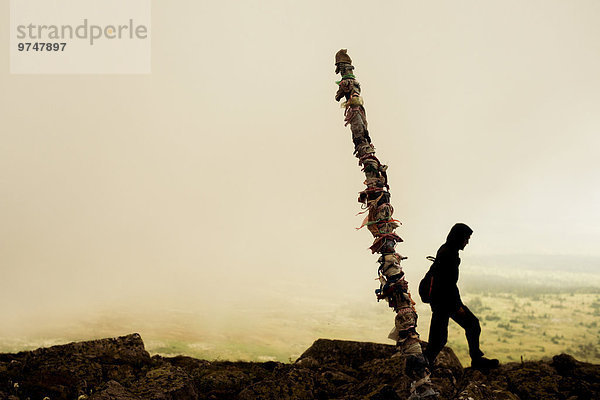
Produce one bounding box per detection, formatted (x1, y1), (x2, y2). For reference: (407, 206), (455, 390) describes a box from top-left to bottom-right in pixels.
(423, 223), (499, 369)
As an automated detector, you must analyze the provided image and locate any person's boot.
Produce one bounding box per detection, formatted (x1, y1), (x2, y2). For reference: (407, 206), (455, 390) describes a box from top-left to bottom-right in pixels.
(471, 356), (500, 369)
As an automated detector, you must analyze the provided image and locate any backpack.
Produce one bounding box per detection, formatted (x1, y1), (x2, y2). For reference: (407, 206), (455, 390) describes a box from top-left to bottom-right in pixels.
(418, 256), (437, 304)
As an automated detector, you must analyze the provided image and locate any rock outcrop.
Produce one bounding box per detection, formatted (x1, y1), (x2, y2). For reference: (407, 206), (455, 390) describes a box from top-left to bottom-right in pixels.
(0, 334), (598, 399)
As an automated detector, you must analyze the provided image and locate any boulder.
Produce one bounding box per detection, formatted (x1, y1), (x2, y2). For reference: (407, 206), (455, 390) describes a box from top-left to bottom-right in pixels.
(88, 380), (140, 400)
(295, 338), (396, 369)
(0, 333), (150, 399)
(129, 363), (197, 400)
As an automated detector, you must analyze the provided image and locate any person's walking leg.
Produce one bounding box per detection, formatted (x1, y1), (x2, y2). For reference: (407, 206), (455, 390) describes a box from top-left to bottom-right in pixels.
(452, 305), (499, 368)
(451, 305), (483, 360)
(424, 309), (450, 366)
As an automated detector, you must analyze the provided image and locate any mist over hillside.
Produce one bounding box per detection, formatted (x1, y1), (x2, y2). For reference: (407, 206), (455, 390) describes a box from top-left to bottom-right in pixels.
(471, 254), (600, 274)
(1, 255), (598, 366)
(462, 254), (600, 293)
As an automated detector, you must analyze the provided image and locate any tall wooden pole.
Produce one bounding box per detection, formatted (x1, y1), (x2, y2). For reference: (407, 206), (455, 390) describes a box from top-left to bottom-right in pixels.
(334, 49), (438, 399)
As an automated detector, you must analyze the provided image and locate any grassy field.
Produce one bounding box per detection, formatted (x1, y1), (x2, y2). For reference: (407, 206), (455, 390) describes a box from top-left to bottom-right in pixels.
(445, 291), (600, 365)
(2, 257), (599, 367)
(2, 291), (599, 366)
(135, 290), (600, 366)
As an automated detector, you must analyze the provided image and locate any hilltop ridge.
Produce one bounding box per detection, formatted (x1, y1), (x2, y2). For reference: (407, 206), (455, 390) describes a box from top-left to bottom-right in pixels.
(0, 333), (598, 399)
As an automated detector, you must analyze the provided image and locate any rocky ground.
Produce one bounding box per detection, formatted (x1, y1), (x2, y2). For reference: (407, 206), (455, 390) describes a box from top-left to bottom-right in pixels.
(0, 333), (598, 399)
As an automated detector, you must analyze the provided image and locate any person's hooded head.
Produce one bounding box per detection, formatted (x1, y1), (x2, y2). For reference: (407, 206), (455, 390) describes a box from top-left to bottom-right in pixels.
(446, 223), (473, 250)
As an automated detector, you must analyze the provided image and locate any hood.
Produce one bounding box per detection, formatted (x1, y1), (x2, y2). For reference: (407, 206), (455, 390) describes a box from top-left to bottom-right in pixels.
(446, 223), (473, 248)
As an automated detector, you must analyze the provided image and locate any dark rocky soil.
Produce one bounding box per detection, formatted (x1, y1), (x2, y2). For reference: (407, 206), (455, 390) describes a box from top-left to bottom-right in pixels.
(0, 333), (598, 399)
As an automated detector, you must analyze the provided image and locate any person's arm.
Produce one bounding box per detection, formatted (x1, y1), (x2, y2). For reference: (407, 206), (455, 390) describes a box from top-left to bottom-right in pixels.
(434, 247), (462, 310)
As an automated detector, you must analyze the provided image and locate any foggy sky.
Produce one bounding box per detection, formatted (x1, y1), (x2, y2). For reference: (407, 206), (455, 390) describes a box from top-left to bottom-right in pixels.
(1, 1), (599, 340)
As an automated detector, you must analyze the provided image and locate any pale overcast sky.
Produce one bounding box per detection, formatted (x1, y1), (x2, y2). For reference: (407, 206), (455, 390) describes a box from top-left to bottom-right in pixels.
(1, 0), (599, 339)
